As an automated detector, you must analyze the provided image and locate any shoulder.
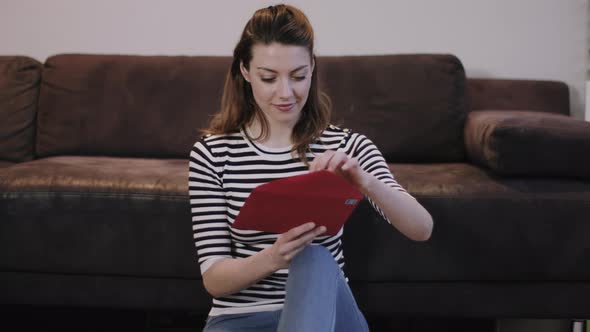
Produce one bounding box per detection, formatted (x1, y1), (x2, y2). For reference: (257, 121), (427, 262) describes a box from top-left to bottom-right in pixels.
(317, 124), (351, 142)
(318, 124), (374, 148)
(309, 124), (350, 150)
(193, 131), (244, 151)
(197, 131), (243, 146)
(322, 124), (350, 135)
(191, 131), (245, 163)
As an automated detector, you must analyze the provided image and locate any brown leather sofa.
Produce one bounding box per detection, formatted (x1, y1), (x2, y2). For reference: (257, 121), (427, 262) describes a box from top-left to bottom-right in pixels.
(1, 54), (589, 324)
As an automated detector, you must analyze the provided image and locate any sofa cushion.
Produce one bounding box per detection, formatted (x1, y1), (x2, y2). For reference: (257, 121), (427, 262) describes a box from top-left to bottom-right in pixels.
(0, 161), (15, 168)
(0, 56), (42, 162)
(2, 158), (589, 283)
(319, 54), (467, 162)
(343, 163), (590, 282)
(464, 110), (590, 178)
(0, 156), (198, 278)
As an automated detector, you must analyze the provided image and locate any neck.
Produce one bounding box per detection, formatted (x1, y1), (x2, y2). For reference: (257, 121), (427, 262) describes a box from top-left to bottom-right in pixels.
(246, 119), (294, 148)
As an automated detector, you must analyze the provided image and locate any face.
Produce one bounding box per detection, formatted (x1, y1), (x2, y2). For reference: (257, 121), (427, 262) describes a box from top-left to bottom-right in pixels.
(240, 43), (314, 129)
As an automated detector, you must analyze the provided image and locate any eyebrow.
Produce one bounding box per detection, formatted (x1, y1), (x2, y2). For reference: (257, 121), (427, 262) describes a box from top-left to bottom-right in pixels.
(256, 65), (308, 74)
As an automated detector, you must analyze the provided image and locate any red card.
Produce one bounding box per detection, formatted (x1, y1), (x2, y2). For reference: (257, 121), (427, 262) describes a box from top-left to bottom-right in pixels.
(232, 170), (364, 235)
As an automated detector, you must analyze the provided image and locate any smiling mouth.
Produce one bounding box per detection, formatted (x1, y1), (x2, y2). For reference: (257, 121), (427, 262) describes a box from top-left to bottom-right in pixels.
(273, 103), (295, 112)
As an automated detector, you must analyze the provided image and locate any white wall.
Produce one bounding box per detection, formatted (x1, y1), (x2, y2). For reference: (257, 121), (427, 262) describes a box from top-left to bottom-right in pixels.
(1, 0), (588, 119)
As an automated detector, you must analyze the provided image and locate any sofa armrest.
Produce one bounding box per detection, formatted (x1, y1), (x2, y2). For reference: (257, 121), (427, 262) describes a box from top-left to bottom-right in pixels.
(464, 110), (590, 178)
(467, 79), (570, 115)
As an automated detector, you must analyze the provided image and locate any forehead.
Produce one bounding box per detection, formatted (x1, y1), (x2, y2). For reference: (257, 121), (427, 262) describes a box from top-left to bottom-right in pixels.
(250, 43), (311, 71)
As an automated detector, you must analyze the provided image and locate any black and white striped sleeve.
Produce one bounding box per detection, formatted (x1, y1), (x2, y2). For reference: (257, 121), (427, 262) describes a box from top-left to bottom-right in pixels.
(349, 133), (416, 223)
(188, 139), (232, 274)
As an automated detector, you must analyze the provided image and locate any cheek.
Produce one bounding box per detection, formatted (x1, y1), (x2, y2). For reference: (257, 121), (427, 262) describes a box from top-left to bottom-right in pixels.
(252, 83), (269, 107)
(251, 83), (273, 103)
(295, 81), (312, 100)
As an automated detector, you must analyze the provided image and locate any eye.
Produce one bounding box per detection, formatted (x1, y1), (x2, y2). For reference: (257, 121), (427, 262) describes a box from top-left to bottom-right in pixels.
(261, 77), (276, 83)
(293, 76), (306, 81)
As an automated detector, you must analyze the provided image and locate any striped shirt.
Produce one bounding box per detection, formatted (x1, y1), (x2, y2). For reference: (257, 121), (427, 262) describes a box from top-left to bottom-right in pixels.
(188, 125), (413, 316)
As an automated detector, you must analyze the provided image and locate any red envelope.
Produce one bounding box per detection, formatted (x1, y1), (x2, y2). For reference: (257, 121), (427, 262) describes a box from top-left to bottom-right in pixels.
(232, 170), (364, 235)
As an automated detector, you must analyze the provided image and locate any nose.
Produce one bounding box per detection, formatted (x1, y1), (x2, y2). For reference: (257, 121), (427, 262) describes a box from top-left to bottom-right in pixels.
(277, 78), (294, 99)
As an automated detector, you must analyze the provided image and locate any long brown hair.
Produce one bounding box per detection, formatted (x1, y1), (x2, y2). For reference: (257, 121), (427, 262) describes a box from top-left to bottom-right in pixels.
(203, 4), (331, 164)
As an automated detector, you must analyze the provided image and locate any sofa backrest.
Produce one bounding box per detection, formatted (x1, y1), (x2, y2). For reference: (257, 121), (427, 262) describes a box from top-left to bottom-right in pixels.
(0, 56), (41, 163)
(318, 54), (466, 162)
(36, 53), (467, 161)
(36, 54), (230, 159)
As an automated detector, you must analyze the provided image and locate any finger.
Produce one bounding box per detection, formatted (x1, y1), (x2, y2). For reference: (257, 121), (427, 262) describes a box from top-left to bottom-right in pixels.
(327, 152), (348, 172)
(312, 150), (335, 172)
(299, 226), (327, 244)
(309, 152), (327, 172)
(340, 157), (359, 172)
(309, 156), (317, 172)
(280, 226), (326, 254)
(279, 231), (314, 255)
(281, 222), (316, 243)
(309, 153), (321, 172)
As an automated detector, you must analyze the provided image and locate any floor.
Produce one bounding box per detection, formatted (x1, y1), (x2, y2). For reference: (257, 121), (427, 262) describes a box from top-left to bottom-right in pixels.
(2, 305), (582, 331)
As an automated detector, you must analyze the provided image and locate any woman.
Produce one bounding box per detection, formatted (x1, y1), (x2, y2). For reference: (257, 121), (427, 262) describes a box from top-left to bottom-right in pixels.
(188, 4), (433, 331)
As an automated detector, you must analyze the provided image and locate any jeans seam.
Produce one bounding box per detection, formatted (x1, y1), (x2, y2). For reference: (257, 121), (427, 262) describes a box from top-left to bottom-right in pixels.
(335, 269), (368, 331)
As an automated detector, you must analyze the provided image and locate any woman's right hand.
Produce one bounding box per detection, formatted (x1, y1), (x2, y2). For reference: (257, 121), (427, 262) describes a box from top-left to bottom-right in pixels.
(263, 222), (326, 271)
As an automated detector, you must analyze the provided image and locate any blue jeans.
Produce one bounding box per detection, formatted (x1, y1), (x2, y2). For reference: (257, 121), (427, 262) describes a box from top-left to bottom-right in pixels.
(203, 245), (370, 332)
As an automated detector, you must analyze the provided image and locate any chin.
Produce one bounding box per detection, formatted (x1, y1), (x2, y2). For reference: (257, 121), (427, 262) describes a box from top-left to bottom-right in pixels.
(267, 109), (302, 124)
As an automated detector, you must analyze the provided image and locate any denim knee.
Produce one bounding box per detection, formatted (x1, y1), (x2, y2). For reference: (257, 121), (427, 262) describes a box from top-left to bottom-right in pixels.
(290, 245), (339, 276)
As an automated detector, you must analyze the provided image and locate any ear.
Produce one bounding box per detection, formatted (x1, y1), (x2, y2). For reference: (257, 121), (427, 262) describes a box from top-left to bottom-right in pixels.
(311, 56), (315, 73)
(239, 61), (251, 83)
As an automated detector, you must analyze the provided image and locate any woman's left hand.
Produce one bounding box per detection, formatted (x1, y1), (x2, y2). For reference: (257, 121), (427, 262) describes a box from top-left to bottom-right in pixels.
(309, 150), (371, 192)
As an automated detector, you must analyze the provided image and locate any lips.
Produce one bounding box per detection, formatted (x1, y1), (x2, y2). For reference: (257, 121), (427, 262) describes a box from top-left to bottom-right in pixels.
(273, 103), (295, 112)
